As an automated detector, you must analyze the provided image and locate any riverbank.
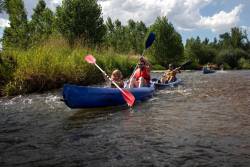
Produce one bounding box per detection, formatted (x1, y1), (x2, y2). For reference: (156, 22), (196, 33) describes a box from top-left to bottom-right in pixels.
(0, 37), (138, 97)
(1, 36), (249, 97)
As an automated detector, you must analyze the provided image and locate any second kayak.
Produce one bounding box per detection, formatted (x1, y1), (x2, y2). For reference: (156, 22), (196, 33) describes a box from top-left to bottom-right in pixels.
(203, 67), (215, 74)
(152, 78), (182, 90)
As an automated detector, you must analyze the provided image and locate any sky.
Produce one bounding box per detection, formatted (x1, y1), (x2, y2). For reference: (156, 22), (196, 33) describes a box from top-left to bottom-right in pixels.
(0, 0), (250, 44)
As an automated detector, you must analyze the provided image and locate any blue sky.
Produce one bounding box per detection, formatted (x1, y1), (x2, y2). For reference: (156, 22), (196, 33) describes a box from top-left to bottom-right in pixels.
(0, 0), (250, 44)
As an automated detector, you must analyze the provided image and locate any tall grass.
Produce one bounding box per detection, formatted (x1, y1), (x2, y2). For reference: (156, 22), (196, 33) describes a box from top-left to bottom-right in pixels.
(0, 36), (137, 96)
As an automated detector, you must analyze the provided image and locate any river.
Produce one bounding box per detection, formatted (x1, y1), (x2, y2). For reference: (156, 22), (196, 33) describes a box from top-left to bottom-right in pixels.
(0, 70), (250, 167)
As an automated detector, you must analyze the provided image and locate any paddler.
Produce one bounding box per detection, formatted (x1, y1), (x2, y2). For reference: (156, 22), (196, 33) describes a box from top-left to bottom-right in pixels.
(128, 57), (151, 88)
(160, 64), (181, 84)
(110, 69), (124, 88)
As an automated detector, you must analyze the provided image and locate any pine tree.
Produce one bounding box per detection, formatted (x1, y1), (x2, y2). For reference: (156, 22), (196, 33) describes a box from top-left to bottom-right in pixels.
(148, 16), (184, 66)
(55, 0), (106, 46)
(2, 0), (29, 49)
(29, 0), (54, 45)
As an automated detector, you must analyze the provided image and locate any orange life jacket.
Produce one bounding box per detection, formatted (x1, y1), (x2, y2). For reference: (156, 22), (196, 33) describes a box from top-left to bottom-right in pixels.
(134, 67), (150, 83)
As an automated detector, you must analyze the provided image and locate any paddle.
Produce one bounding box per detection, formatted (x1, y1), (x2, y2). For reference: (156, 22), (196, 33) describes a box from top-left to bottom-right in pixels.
(143, 32), (156, 56)
(85, 55), (135, 107)
(179, 60), (192, 69)
(128, 32), (155, 83)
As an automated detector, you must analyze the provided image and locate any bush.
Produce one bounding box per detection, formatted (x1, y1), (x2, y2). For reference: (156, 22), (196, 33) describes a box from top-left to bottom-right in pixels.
(238, 58), (250, 69)
(1, 36), (136, 96)
(152, 64), (165, 70)
(0, 53), (16, 90)
(216, 48), (249, 69)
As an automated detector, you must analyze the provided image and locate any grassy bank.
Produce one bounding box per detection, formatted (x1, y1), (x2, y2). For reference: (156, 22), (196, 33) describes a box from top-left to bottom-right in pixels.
(0, 37), (137, 96)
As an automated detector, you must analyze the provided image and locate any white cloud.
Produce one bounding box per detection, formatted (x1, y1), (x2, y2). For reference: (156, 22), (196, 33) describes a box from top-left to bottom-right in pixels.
(199, 4), (243, 33)
(0, 0), (245, 34)
(99, 0), (243, 33)
(0, 18), (9, 28)
(0, 12), (9, 28)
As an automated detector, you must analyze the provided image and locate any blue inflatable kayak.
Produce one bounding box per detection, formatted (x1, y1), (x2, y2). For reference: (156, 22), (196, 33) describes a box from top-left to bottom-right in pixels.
(63, 84), (155, 108)
(152, 78), (182, 90)
(203, 67), (215, 74)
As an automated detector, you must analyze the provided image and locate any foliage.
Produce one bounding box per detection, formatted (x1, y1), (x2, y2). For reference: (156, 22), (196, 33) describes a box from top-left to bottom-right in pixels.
(55, 0), (106, 46)
(0, 36), (137, 96)
(1, 0), (250, 96)
(104, 17), (147, 54)
(215, 48), (249, 69)
(148, 16), (184, 67)
(152, 64), (166, 70)
(218, 27), (248, 49)
(185, 37), (216, 65)
(184, 27), (250, 69)
(2, 0), (29, 49)
(238, 58), (250, 69)
(29, 0), (55, 45)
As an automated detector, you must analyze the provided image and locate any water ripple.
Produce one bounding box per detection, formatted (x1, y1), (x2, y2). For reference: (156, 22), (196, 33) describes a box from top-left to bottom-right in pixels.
(0, 71), (250, 166)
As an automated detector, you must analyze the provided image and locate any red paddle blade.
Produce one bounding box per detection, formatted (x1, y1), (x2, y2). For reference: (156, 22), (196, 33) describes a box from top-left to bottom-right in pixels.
(121, 89), (135, 107)
(85, 55), (96, 64)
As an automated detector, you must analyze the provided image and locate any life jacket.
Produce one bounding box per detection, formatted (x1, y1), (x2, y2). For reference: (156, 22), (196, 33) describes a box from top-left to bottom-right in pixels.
(134, 67), (151, 83)
(165, 69), (177, 77)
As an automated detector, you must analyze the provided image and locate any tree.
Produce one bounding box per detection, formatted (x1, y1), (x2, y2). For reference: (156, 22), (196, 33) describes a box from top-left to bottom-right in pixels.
(55, 0), (106, 45)
(2, 0), (29, 49)
(218, 27), (248, 49)
(202, 38), (209, 45)
(148, 16), (184, 66)
(113, 19), (129, 52)
(104, 18), (147, 54)
(127, 20), (147, 54)
(104, 18), (129, 53)
(185, 36), (216, 65)
(29, 0), (54, 45)
(230, 27), (248, 49)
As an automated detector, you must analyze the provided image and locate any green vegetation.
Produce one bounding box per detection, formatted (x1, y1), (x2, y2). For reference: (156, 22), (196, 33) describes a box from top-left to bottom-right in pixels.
(29, 0), (54, 46)
(1, 0), (250, 96)
(56, 0), (106, 45)
(105, 17), (147, 54)
(148, 17), (184, 67)
(185, 27), (250, 69)
(0, 36), (137, 96)
(2, 0), (29, 49)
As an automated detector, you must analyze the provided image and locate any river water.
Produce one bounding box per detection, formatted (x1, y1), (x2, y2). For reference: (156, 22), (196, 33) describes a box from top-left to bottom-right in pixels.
(0, 71), (250, 167)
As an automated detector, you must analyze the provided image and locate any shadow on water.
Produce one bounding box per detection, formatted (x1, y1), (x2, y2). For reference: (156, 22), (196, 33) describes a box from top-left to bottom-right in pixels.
(67, 105), (129, 124)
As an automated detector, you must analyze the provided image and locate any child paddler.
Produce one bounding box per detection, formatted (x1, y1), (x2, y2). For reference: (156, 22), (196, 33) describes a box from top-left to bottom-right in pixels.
(110, 69), (124, 88)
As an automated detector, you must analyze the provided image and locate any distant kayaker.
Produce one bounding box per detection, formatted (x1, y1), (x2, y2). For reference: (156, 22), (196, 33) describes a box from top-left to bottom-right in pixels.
(128, 57), (151, 88)
(206, 63), (212, 70)
(111, 69), (124, 88)
(160, 64), (181, 84)
(220, 64), (224, 71)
